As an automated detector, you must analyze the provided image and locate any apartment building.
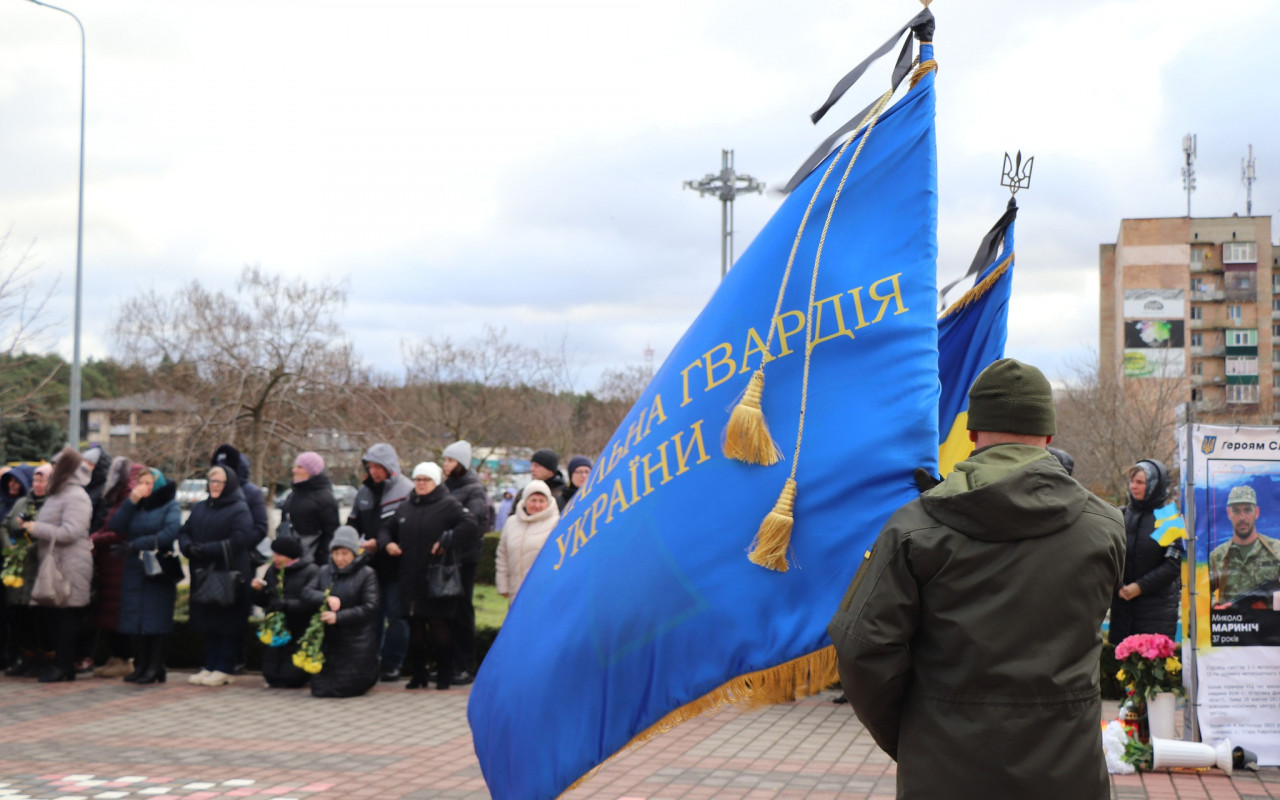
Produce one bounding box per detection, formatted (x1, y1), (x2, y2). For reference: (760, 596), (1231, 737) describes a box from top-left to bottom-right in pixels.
(1100, 216), (1277, 423)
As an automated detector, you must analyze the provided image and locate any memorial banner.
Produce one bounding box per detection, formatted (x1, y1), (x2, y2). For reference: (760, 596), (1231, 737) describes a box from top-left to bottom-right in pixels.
(1180, 423), (1280, 762)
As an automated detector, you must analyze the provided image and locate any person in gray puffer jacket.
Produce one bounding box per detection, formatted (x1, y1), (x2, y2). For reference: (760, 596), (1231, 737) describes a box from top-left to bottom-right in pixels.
(347, 443), (412, 681)
(25, 447), (94, 682)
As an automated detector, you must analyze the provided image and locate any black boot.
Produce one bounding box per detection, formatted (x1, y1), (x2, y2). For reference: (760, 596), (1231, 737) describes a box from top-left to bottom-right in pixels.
(123, 636), (146, 683)
(135, 636), (166, 685)
(5, 650), (37, 677)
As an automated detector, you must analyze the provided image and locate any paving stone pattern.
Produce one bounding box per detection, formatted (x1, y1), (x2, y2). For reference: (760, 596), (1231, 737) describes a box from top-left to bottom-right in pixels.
(0, 676), (1275, 799)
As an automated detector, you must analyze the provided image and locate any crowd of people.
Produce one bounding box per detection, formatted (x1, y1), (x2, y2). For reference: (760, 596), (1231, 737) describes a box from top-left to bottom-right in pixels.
(0, 439), (588, 697)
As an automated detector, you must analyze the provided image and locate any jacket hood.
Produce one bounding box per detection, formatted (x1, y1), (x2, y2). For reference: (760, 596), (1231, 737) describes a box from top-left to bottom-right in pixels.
(2, 465), (35, 496)
(1127, 458), (1170, 512)
(517, 480), (559, 524)
(85, 448), (111, 491)
(361, 443), (402, 477)
(206, 467), (244, 508)
(211, 444), (251, 481)
(921, 444), (1088, 543)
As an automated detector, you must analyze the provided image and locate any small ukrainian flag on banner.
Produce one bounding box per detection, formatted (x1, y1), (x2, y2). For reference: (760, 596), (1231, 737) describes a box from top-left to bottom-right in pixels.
(1151, 503), (1187, 545)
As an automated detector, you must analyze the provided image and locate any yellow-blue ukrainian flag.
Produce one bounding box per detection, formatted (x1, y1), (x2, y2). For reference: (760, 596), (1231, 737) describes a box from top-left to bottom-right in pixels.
(469, 35), (939, 800)
(936, 199), (1018, 475)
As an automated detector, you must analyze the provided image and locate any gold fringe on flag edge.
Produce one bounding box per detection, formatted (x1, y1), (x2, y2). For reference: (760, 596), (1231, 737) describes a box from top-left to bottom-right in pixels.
(561, 646), (840, 797)
(938, 252), (1012, 321)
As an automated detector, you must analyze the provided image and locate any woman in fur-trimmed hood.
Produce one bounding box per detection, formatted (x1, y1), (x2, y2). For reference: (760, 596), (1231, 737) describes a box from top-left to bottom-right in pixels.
(495, 479), (560, 601)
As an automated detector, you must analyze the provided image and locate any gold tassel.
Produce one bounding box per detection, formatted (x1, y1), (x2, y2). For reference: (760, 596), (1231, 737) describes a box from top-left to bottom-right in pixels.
(748, 479), (796, 572)
(722, 369), (781, 465)
(560, 646), (840, 796)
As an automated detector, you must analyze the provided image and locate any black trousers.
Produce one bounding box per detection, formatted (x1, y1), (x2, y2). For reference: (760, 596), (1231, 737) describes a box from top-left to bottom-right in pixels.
(40, 607), (79, 672)
(450, 562), (478, 675)
(408, 615), (452, 684)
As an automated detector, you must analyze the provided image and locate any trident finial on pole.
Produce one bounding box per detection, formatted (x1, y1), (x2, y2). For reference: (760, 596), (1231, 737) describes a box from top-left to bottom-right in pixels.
(1001, 151), (1034, 195)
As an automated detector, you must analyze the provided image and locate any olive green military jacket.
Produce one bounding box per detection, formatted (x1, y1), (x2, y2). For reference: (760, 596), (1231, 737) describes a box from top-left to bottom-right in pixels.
(828, 444), (1125, 800)
(1209, 533), (1280, 603)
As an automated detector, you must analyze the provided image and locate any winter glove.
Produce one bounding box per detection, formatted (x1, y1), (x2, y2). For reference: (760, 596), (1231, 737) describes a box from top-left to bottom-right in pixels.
(913, 467), (941, 494)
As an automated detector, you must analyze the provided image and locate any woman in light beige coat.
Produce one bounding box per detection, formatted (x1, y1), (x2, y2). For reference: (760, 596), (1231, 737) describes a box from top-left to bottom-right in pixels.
(495, 480), (560, 600)
(23, 446), (93, 682)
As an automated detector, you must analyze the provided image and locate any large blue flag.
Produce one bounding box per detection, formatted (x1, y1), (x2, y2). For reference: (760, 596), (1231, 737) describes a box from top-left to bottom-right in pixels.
(937, 201), (1017, 475)
(469, 49), (939, 800)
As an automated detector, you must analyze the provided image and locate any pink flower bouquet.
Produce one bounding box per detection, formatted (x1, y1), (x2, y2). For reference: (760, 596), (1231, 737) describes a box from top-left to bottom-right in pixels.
(1114, 633), (1184, 700)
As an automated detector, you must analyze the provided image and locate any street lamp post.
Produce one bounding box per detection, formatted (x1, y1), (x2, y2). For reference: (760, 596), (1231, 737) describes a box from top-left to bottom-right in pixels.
(684, 150), (764, 280)
(27, 0), (86, 447)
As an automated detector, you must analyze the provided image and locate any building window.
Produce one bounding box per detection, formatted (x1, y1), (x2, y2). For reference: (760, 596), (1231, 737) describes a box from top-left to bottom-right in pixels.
(1227, 356), (1258, 376)
(1273, 297), (1280, 312)
(1223, 242), (1258, 264)
(1273, 374), (1280, 387)
(1192, 249), (1205, 268)
(1273, 273), (1280, 292)
(1229, 305), (1243, 321)
(1192, 388), (1202, 401)
(1191, 306), (1203, 320)
(1193, 361), (1204, 375)
(1226, 384), (1260, 404)
(1229, 329), (1257, 346)
(1273, 323), (1280, 338)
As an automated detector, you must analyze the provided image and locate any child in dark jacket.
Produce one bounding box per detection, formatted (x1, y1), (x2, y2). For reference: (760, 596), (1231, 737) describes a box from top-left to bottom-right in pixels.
(251, 537), (319, 688)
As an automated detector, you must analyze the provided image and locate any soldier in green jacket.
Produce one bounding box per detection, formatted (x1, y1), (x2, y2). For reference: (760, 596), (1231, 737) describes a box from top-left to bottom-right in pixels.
(1210, 485), (1280, 604)
(829, 359), (1125, 800)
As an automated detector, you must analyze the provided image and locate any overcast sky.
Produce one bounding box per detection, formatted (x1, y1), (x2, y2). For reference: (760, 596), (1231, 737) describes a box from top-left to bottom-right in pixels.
(1, 0), (1275, 391)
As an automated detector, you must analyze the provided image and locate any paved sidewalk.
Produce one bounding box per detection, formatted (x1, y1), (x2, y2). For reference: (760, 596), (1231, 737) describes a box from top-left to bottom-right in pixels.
(0, 675), (1274, 799)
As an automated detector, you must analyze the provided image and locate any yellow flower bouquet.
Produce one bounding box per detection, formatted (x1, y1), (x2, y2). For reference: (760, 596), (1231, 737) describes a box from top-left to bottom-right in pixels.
(292, 588), (330, 675)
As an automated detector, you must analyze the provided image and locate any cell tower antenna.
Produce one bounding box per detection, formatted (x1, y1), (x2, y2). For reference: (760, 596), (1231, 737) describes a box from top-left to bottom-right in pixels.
(1181, 133), (1197, 217)
(1242, 144), (1257, 216)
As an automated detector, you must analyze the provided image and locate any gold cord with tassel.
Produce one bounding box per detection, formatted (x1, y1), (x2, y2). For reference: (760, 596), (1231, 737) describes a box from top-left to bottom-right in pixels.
(722, 369), (781, 466)
(748, 86), (896, 571)
(722, 133), (859, 464)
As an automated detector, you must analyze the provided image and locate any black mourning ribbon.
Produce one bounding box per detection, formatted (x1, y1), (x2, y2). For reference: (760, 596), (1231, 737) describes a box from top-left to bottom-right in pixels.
(783, 9), (935, 194)
(938, 197), (1019, 306)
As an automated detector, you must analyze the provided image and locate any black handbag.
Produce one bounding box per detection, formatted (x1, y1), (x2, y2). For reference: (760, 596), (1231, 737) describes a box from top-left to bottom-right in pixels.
(141, 547), (184, 584)
(190, 541), (242, 607)
(426, 548), (463, 599)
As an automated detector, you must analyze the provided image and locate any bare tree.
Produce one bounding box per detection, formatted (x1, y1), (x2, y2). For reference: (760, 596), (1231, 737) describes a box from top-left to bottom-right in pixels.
(0, 227), (61, 423)
(1055, 355), (1186, 502)
(113, 266), (360, 485)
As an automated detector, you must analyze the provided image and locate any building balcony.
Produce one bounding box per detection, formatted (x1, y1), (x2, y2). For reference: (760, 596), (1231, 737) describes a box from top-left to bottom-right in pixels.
(1188, 319), (1225, 330)
(1191, 289), (1225, 302)
(1273, 336), (1280, 346)
(1190, 345), (1227, 357)
(1271, 309), (1280, 320)
(1273, 386), (1280, 397)
(1225, 289), (1258, 303)
(1191, 260), (1223, 273)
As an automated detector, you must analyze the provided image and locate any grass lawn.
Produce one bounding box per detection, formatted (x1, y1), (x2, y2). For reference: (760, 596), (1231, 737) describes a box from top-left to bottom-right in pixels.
(475, 583), (509, 628)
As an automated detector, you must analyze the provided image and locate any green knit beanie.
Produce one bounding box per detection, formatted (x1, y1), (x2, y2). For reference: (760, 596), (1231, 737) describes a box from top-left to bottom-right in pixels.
(966, 358), (1056, 436)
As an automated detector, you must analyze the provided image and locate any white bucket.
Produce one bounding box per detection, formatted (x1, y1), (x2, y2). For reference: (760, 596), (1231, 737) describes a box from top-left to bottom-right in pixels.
(1151, 737), (1233, 775)
(1148, 693), (1177, 740)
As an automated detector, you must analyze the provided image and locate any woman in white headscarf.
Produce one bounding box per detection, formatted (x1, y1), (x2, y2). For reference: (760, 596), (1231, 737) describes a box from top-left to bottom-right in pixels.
(495, 479), (560, 601)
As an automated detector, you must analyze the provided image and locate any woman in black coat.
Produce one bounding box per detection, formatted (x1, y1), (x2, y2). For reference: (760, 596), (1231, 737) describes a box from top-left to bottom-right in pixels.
(178, 465), (256, 686)
(250, 536), (319, 688)
(302, 526), (381, 698)
(380, 462), (477, 690)
(111, 466), (181, 685)
(1109, 458), (1183, 642)
(280, 451), (340, 564)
